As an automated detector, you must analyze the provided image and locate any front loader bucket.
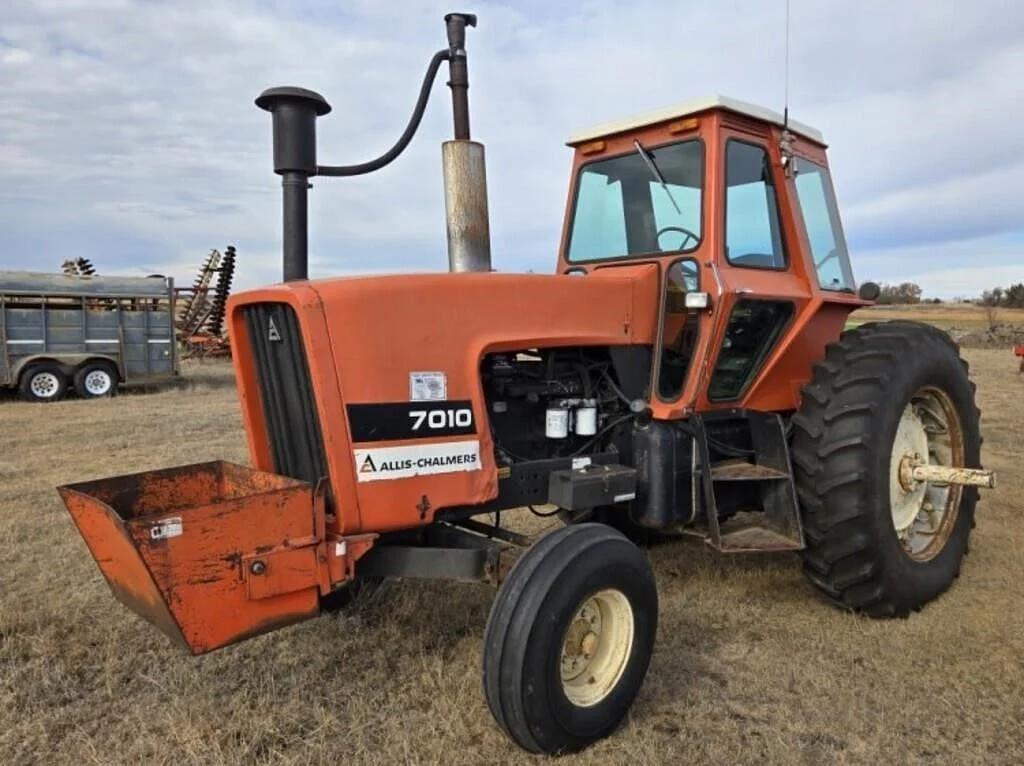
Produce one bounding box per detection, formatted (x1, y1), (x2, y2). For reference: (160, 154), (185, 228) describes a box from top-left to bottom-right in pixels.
(59, 461), (323, 654)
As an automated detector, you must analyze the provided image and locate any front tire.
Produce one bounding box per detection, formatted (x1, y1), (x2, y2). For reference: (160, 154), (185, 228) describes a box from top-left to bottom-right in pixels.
(792, 321), (981, 617)
(483, 523), (657, 754)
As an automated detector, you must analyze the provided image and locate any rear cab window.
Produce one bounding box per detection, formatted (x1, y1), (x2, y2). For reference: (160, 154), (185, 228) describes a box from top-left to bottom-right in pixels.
(794, 158), (855, 291)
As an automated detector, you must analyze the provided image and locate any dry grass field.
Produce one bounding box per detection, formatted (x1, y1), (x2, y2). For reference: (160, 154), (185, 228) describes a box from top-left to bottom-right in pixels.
(851, 302), (1024, 332)
(2, 351), (1023, 765)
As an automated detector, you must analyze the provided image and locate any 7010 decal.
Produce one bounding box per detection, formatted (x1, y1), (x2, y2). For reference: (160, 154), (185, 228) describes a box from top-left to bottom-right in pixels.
(409, 407), (472, 431)
(347, 400), (476, 442)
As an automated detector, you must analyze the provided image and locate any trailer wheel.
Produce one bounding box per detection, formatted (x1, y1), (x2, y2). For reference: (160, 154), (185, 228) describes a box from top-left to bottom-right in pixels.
(74, 361), (118, 398)
(792, 321), (981, 618)
(19, 363), (68, 402)
(483, 523), (657, 754)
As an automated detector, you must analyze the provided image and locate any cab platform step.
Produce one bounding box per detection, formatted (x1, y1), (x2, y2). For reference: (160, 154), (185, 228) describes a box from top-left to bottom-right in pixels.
(695, 411), (805, 553)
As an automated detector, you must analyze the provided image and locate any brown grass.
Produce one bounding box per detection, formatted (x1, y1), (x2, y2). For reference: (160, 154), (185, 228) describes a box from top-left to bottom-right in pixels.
(851, 302), (1024, 330)
(2, 353), (1023, 765)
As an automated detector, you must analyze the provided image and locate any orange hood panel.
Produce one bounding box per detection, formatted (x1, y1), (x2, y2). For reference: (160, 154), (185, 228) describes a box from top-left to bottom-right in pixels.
(229, 266), (659, 534)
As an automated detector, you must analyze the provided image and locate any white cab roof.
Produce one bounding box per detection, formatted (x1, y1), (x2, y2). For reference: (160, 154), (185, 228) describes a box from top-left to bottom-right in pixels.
(567, 95), (824, 146)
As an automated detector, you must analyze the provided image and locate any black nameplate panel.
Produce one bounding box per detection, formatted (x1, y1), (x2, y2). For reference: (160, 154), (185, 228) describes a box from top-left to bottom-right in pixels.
(347, 400), (476, 442)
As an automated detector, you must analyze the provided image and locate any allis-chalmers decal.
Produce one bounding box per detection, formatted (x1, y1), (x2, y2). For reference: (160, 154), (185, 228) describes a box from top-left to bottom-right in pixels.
(354, 440), (481, 482)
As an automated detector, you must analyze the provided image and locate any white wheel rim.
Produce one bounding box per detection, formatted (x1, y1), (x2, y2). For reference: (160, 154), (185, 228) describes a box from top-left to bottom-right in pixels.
(560, 588), (634, 707)
(84, 369), (112, 395)
(889, 387), (964, 561)
(29, 372), (61, 399)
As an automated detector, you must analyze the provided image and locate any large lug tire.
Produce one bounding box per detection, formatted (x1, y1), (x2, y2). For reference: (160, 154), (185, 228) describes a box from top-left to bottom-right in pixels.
(792, 321), (981, 617)
(19, 364), (68, 402)
(74, 361), (118, 399)
(483, 523), (658, 754)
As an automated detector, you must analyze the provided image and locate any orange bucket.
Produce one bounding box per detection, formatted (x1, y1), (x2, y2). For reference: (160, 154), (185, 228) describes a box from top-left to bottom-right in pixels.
(59, 461), (324, 654)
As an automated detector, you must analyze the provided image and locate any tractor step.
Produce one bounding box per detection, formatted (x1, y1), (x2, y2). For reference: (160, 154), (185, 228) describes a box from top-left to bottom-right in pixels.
(716, 512), (804, 552)
(710, 460), (790, 482)
(695, 411), (804, 553)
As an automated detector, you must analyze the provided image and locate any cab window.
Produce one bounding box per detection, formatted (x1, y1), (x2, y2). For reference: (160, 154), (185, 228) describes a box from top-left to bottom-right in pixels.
(725, 141), (786, 269)
(567, 140), (703, 262)
(794, 158), (855, 291)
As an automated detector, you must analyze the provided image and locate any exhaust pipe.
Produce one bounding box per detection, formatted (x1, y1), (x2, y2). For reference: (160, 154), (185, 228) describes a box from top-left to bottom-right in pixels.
(441, 13), (492, 273)
(255, 13), (491, 282)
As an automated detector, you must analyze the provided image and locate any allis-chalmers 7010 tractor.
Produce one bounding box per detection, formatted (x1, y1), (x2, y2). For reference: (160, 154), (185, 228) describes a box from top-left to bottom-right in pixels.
(60, 15), (995, 755)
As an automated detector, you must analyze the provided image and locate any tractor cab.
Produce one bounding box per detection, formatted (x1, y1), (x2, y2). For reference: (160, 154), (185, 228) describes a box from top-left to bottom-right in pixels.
(558, 96), (865, 417)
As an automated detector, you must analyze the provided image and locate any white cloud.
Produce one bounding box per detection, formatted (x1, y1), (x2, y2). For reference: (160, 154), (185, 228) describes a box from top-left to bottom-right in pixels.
(854, 234), (1024, 298)
(0, 0), (1022, 298)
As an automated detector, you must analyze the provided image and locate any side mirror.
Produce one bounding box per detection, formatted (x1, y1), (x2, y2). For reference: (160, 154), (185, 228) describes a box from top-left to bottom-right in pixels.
(857, 281), (881, 301)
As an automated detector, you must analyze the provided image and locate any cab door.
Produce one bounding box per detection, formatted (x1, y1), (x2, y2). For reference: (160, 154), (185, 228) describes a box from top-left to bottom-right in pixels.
(693, 123), (814, 412)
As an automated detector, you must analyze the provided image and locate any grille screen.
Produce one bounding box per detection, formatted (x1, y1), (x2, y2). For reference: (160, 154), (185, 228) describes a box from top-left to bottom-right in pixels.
(243, 303), (327, 485)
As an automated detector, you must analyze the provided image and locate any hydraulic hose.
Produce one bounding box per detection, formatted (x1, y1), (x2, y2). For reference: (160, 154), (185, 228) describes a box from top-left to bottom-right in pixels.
(316, 49), (450, 177)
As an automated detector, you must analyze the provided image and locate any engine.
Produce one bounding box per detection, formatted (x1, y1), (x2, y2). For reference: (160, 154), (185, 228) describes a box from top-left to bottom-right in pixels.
(481, 348), (635, 466)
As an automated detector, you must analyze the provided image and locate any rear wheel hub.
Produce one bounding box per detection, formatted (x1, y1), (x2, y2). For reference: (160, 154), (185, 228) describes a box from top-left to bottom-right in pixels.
(888, 387), (964, 562)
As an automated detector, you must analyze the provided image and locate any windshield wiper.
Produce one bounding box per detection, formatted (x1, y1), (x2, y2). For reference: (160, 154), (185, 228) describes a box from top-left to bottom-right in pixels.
(634, 139), (681, 214)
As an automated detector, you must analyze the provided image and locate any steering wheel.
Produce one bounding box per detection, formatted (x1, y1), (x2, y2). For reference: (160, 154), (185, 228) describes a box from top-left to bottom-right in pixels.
(656, 225), (700, 252)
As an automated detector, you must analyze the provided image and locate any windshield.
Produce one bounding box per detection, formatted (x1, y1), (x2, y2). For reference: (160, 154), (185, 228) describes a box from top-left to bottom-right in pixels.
(566, 140), (704, 262)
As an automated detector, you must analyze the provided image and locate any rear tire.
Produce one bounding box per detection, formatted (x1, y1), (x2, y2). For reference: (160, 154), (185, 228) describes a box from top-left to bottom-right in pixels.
(19, 364), (68, 402)
(483, 523), (657, 754)
(74, 361), (118, 399)
(792, 321), (981, 617)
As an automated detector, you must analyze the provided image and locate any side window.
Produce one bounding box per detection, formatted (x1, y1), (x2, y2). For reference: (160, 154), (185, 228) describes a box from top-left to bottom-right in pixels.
(656, 260), (701, 401)
(567, 171), (627, 262)
(709, 299), (794, 401)
(725, 141), (786, 269)
(794, 158), (855, 291)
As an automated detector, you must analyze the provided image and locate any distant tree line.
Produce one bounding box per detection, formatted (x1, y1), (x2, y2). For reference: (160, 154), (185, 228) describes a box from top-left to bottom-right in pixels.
(868, 281), (1024, 308)
(875, 282), (923, 305)
(980, 283), (1024, 309)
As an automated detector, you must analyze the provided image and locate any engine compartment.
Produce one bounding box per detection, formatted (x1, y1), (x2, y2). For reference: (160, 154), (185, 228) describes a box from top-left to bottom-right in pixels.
(481, 347), (639, 466)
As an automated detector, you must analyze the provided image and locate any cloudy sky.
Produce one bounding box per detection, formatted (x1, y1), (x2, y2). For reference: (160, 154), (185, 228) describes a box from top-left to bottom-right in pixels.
(2, 0), (1023, 298)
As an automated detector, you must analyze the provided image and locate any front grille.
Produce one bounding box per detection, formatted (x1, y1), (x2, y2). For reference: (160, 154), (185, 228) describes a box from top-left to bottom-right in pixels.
(243, 303), (327, 485)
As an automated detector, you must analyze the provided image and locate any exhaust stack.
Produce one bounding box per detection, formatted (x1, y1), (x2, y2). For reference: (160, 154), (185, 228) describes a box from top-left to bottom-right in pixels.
(255, 12), (490, 282)
(442, 13), (492, 273)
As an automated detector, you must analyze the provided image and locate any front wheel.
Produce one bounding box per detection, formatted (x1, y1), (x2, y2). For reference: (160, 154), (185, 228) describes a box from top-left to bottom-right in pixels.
(792, 321), (982, 617)
(483, 523), (657, 754)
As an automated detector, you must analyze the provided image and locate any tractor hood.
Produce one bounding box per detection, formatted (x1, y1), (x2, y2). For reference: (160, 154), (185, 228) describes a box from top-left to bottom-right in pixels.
(227, 266), (659, 534)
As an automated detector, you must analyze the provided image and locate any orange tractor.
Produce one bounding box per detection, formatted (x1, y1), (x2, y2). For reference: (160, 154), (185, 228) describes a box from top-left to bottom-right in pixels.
(60, 14), (995, 755)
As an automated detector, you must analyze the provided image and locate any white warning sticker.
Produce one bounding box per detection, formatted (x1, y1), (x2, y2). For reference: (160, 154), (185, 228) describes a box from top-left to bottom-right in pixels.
(150, 517), (183, 540)
(409, 371), (447, 401)
(354, 439), (481, 483)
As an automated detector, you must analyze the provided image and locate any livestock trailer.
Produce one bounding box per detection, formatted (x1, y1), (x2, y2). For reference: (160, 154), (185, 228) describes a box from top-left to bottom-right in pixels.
(0, 271), (178, 401)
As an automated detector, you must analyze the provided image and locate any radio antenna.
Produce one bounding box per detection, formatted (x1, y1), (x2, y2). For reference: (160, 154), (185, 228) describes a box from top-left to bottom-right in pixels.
(783, 0), (791, 129)
(779, 0), (796, 175)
